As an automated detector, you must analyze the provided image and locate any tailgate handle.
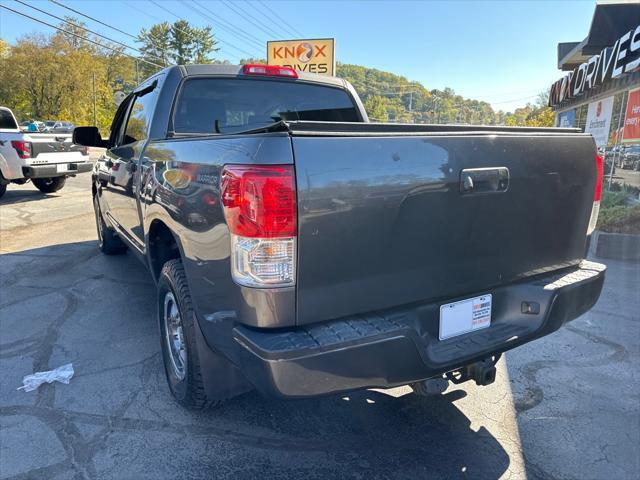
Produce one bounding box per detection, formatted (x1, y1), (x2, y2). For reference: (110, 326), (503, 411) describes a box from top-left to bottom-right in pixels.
(460, 167), (509, 194)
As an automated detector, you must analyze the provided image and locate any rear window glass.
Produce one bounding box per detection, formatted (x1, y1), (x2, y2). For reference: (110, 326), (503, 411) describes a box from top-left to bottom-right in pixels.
(173, 78), (359, 134)
(0, 109), (17, 129)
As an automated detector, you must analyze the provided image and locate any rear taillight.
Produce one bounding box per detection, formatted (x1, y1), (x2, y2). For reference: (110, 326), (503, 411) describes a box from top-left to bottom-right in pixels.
(11, 140), (31, 159)
(220, 164), (296, 287)
(242, 64), (298, 78)
(587, 154), (604, 235)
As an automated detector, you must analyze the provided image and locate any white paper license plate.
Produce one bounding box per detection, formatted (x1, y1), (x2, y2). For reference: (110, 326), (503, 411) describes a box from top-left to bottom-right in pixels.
(56, 164), (68, 173)
(439, 294), (492, 340)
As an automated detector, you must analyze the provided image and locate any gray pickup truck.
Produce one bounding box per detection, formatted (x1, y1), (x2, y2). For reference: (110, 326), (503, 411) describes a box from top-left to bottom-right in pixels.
(74, 64), (606, 408)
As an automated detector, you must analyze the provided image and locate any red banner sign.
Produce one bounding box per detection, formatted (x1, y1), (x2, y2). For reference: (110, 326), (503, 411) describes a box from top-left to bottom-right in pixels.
(623, 87), (640, 143)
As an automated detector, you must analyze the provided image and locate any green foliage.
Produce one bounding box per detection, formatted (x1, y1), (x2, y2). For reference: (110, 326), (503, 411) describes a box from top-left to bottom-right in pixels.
(0, 22), (137, 134)
(601, 189), (632, 209)
(337, 63), (554, 126)
(597, 205), (640, 234)
(597, 184), (640, 234)
(364, 95), (389, 122)
(137, 20), (219, 77)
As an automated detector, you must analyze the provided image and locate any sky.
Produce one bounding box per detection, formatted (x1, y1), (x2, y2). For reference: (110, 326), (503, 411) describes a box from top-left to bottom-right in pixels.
(0, 0), (597, 112)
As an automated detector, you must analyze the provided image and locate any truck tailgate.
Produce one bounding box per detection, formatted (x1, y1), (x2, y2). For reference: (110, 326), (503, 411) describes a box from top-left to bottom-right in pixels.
(293, 131), (597, 325)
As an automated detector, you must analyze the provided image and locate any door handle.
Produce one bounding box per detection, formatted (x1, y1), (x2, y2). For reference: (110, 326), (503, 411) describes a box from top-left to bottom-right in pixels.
(460, 167), (509, 194)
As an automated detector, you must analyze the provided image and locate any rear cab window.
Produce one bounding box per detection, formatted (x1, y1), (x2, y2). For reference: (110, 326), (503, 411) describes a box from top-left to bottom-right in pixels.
(172, 78), (360, 134)
(0, 109), (18, 130)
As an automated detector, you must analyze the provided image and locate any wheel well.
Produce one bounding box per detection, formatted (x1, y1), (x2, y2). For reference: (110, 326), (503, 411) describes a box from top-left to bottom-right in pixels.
(148, 221), (181, 281)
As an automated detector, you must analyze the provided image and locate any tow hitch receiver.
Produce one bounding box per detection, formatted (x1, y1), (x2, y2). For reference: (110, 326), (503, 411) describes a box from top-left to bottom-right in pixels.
(446, 354), (501, 386)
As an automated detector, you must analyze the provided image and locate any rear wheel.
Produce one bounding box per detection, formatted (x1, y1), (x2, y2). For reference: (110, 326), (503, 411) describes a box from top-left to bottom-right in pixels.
(93, 194), (127, 255)
(158, 259), (224, 409)
(33, 176), (66, 193)
(0, 183), (6, 199)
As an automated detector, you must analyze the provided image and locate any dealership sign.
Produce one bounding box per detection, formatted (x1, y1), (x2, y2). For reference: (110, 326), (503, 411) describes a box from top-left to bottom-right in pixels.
(585, 96), (614, 147)
(267, 38), (335, 76)
(623, 87), (640, 143)
(549, 24), (640, 107)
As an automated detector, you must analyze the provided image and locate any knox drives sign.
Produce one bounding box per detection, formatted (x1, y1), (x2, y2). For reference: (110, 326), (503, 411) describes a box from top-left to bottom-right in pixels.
(267, 39), (335, 76)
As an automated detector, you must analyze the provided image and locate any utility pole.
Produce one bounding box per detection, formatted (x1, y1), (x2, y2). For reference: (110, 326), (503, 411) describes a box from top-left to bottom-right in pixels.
(135, 60), (140, 84)
(409, 91), (413, 112)
(92, 72), (97, 127)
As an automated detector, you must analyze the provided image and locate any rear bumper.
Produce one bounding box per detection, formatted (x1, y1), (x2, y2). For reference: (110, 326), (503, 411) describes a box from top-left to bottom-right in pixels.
(232, 261), (606, 398)
(22, 161), (92, 178)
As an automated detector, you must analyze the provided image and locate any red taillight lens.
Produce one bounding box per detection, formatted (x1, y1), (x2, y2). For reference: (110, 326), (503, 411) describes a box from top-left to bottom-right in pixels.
(594, 154), (603, 202)
(11, 140), (31, 159)
(242, 64), (298, 79)
(221, 164), (296, 238)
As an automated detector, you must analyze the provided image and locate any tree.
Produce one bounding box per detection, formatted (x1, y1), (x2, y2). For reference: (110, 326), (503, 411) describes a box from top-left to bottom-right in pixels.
(0, 18), (137, 134)
(364, 95), (388, 122)
(137, 20), (219, 76)
(137, 22), (172, 75)
(0, 39), (9, 58)
(192, 26), (216, 63)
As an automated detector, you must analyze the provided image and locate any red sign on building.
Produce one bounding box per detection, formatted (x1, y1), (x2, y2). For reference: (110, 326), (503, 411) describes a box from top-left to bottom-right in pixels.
(623, 87), (640, 143)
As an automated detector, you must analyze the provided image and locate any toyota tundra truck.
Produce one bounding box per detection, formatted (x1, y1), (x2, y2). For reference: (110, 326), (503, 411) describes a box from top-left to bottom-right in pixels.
(73, 64), (606, 408)
(0, 107), (91, 198)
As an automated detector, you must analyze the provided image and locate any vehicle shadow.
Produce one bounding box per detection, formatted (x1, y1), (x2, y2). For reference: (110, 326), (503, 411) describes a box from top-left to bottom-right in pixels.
(206, 387), (512, 478)
(0, 187), (54, 205)
(1, 240), (511, 479)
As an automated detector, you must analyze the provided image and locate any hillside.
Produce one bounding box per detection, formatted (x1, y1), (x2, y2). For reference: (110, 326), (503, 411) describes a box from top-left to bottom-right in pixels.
(336, 63), (553, 126)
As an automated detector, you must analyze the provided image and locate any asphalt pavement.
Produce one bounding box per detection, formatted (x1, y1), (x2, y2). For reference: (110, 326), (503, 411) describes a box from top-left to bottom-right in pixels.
(1, 175), (639, 480)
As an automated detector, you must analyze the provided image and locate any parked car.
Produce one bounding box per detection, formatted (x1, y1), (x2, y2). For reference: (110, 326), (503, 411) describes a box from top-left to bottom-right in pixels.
(0, 107), (91, 198)
(622, 145), (640, 169)
(51, 121), (75, 133)
(74, 64), (606, 409)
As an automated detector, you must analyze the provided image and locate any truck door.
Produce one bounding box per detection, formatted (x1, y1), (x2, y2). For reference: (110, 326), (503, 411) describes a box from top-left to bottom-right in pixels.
(101, 83), (158, 250)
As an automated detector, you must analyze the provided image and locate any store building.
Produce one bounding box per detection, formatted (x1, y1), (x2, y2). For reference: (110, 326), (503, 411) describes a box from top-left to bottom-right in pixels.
(549, 1), (639, 155)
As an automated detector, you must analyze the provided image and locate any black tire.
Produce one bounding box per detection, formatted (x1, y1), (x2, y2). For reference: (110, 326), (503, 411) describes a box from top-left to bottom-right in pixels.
(0, 183), (6, 199)
(158, 259), (221, 409)
(93, 195), (127, 255)
(32, 176), (66, 193)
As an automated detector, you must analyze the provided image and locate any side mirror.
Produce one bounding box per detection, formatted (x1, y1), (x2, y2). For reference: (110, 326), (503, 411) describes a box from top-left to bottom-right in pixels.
(73, 126), (108, 148)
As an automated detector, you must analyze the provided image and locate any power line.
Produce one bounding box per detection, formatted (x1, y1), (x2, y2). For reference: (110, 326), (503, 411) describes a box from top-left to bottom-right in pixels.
(148, 0), (262, 59)
(189, 1), (266, 49)
(124, 0), (245, 62)
(15, 0), (171, 66)
(48, 0), (137, 40)
(51, 0), (176, 62)
(0, 4), (164, 69)
(490, 94), (539, 105)
(255, 0), (303, 38)
(183, 2), (265, 58)
(220, 0), (285, 40)
(182, 3), (262, 59)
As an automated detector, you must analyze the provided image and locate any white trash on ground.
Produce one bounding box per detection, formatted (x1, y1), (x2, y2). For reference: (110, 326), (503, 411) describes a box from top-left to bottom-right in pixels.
(17, 363), (74, 392)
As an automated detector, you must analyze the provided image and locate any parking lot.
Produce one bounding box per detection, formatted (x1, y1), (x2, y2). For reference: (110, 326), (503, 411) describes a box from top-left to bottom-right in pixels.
(1, 174), (639, 480)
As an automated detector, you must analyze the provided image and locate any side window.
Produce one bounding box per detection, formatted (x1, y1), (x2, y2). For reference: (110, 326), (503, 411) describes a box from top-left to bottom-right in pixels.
(121, 87), (157, 145)
(109, 95), (134, 147)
